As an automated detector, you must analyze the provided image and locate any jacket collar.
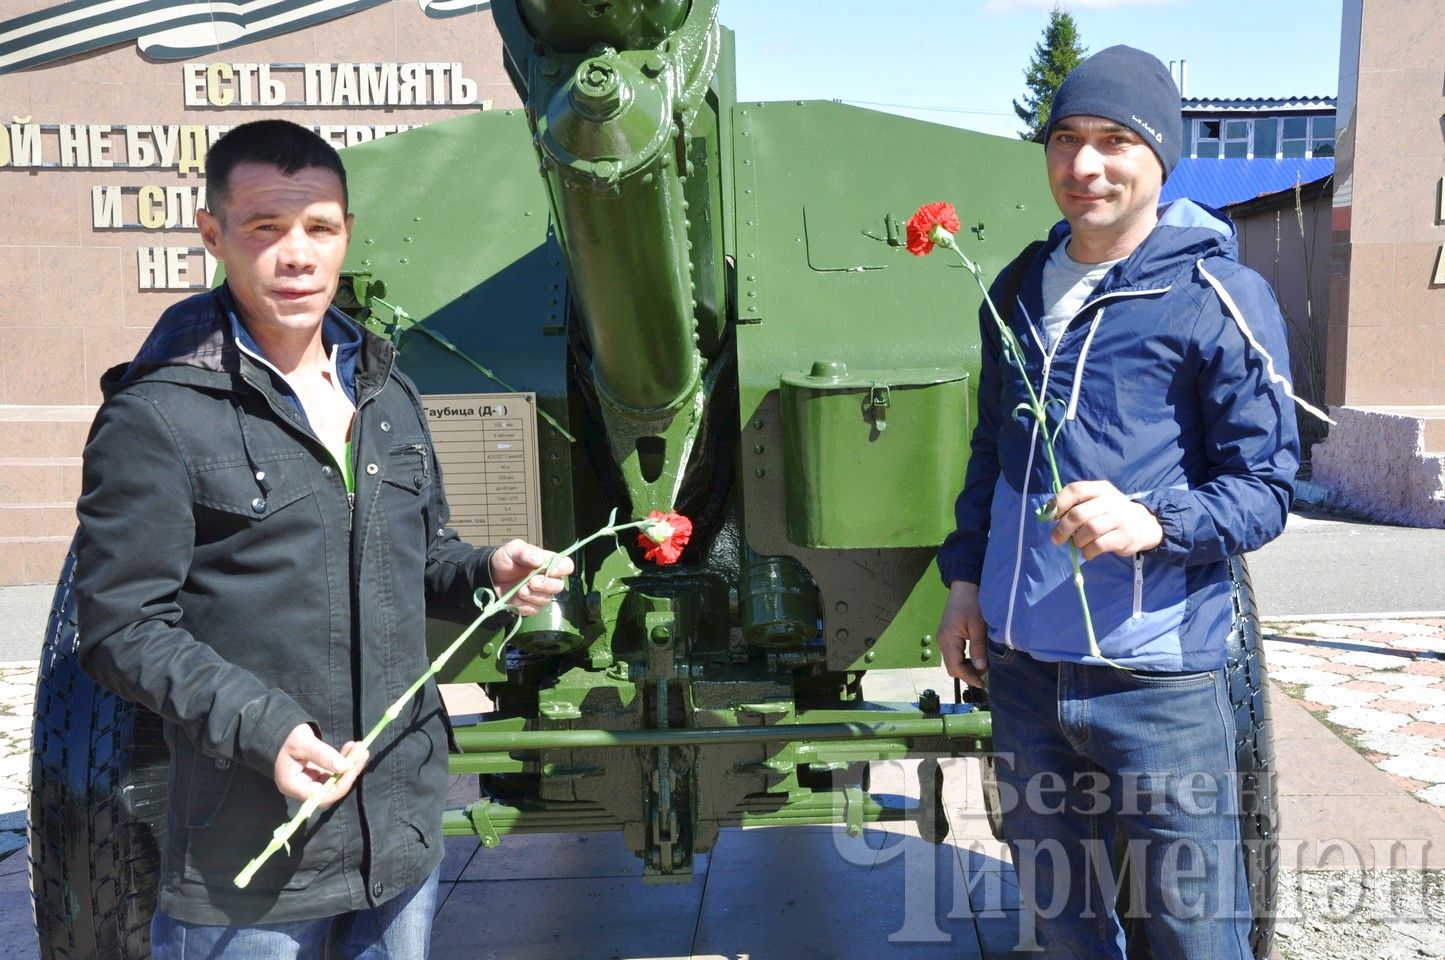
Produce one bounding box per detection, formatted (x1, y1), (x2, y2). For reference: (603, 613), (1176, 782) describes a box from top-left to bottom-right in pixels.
(1008, 198), (1239, 347)
(104, 283), (390, 406)
(1043, 197), (1238, 296)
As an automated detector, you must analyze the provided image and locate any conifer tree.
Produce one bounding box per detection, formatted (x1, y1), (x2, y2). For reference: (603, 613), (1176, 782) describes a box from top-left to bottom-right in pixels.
(1012, 7), (1087, 142)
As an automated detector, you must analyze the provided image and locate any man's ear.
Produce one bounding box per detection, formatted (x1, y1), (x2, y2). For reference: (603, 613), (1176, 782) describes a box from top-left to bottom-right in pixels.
(196, 208), (223, 257)
(344, 211), (355, 242)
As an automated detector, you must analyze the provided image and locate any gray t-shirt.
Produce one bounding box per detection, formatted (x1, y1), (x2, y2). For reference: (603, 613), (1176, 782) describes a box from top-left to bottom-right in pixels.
(1040, 243), (1123, 350)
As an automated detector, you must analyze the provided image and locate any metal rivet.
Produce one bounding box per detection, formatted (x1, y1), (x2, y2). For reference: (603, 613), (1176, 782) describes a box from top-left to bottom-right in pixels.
(322, 465), (333, 476)
(215, 758), (230, 769)
(836, 629), (849, 641)
(413, 476), (425, 489)
(254, 470), (265, 482)
(372, 881), (384, 898)
(864, 651), (875, 663)
(366, 463), (379, 476)
(250, 497), (267, 513)
(380, 421), (391, 432)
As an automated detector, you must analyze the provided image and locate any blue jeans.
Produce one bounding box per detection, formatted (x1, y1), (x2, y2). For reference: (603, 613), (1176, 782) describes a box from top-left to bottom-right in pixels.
(986, 641), (1253, 959)
(151, 866), (440, 960)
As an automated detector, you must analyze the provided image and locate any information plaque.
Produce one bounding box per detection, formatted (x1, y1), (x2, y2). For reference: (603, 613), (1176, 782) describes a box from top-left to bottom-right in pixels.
(420, 393), (542, 546)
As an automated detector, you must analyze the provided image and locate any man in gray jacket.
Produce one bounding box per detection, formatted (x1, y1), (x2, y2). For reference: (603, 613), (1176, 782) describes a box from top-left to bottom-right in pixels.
(76, 119), (572, 958)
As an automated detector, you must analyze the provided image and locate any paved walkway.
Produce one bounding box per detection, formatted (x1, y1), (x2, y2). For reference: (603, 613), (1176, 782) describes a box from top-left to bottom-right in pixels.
(1, 636), (1443, 959)
(1264, 618), (1445, 810)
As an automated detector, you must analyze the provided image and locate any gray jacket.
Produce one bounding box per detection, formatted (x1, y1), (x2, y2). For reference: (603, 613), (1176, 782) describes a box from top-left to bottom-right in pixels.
(76, 285), (492, 924)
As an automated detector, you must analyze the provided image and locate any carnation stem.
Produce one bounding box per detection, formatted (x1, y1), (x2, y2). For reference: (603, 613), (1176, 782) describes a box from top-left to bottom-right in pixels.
(234, 517), (650, 888)
(937, 235), (1118, 667)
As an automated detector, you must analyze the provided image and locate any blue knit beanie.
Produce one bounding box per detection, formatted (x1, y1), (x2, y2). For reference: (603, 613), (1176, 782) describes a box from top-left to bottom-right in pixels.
(1046, 45), (1182, 178)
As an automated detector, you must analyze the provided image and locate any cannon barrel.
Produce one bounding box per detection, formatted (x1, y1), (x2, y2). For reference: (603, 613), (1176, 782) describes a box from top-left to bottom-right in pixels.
(494, 0), (725, 423)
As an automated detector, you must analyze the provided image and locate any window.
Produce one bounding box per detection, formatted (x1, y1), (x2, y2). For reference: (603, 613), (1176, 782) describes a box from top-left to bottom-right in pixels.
(1181, 118), (1193, 157)
(1223, 119), (1250, 158)
(1194, 119), (1221, 159)
(1252, 118), (1278, 159)
(1282, 117), (1309, 158)
(1311, 116), (1335, 157)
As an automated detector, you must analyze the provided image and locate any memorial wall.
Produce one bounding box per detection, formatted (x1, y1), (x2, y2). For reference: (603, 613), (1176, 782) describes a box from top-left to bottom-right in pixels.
(0, 0), (518, 407)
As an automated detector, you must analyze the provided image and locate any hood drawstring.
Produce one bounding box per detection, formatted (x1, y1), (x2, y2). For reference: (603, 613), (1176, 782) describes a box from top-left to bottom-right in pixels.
(1066, 305), (1107, 422)
(1196, 260), (1336, 426)
(231, 397), (274, 515)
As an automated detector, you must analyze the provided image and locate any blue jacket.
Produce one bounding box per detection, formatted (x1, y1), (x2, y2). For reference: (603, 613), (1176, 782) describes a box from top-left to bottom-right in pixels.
(937, 200), (1300, 671)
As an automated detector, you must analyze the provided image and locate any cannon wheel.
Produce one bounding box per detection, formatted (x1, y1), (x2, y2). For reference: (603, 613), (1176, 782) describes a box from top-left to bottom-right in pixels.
(28, 541), (168, 960)
(978, 557), (1278, 959)
(1122, 555), (1278, 959)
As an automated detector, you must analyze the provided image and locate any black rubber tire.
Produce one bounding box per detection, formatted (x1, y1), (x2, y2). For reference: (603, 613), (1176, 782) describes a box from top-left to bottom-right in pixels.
(28, 539), (169, 960)
(1124, 555), (1278, 959)
(915, 756), (950, 845)
(978, 752), (1008, 843)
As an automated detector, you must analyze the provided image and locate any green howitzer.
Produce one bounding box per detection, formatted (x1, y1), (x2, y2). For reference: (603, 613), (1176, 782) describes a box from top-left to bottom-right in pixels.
(332, 0), (1057, 881)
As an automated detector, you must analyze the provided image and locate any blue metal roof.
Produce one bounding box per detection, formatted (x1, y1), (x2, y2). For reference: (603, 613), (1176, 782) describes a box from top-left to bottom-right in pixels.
(1161, 157), (1335, 209)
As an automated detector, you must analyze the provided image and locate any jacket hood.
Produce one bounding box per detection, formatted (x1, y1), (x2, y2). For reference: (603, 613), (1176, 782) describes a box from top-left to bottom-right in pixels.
(102, 284), (367, 401)
(1042, 197), (1239, 296)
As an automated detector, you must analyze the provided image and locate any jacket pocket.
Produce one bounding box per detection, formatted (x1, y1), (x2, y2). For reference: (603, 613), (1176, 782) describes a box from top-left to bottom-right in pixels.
(182, 763), (345, 892)
(191, 454), (314, 519)
(382, 441), (432, 496)
(178, 749), (235, 830)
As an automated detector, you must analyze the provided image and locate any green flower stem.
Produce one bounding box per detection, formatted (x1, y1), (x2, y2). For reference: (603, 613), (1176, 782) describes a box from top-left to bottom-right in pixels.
(234, 516), (651, 888)
(937, 233), (1114, 665)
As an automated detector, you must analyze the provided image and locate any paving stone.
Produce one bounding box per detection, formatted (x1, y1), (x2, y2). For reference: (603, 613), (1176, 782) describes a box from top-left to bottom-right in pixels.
(1336, 651), (1415, 670)
(1386, 772), (1431, 793)
(1382, 687), (1445, 708)
(1266, 649), (1334, 668)
(1292, 623), (1363, 639)
(1418, 783), (1445, 807)
(1359, 672), (1445, 688)
(1399, 722), (1445, 740)
(1371, 699), (1426, 716)
(1306, 685), (1382, 707)
(1272, 666), (1350, 687)
(1269, 641), (1335, 658)
(1368, 621), (1445, 637)
(1326, 706), (1411, 733)
(1404, 660), (1445, 677)
(1313, 661), (1371, 676)
(1339, 679), (1403, 694)
(1379, 755), (1445, 784)
(1416, 706), (1445, 724)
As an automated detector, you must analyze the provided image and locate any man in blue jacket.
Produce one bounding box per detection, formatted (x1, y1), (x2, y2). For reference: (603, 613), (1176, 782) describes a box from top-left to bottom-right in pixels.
(936, 47), (1302, 958)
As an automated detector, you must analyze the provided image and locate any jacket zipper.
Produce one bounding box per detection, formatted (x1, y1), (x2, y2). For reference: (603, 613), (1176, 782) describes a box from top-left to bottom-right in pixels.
(1003, 285), (1170, 648)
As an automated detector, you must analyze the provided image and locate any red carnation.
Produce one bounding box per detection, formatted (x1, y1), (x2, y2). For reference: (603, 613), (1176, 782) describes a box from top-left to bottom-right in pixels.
(637, 511), (692, 564)
(906, 201), (961, 256)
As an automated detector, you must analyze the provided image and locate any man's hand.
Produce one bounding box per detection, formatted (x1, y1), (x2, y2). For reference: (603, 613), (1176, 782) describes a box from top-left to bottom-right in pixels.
(938, 581), (990, 688)
(273, 723), (368, 807)
(488, 539), (575, 617)
(1048, 480), (1164, 560)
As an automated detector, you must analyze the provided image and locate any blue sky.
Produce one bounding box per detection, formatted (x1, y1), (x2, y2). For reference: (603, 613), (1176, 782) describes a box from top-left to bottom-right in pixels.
(718, 0), (1343, 139)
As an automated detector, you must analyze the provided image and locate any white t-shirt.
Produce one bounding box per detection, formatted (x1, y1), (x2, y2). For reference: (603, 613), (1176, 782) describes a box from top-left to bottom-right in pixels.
(1040, 242), (1123, 350)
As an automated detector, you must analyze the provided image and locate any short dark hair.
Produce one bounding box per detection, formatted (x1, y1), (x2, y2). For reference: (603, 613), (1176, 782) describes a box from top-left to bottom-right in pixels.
(205, 119), (348, 221)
